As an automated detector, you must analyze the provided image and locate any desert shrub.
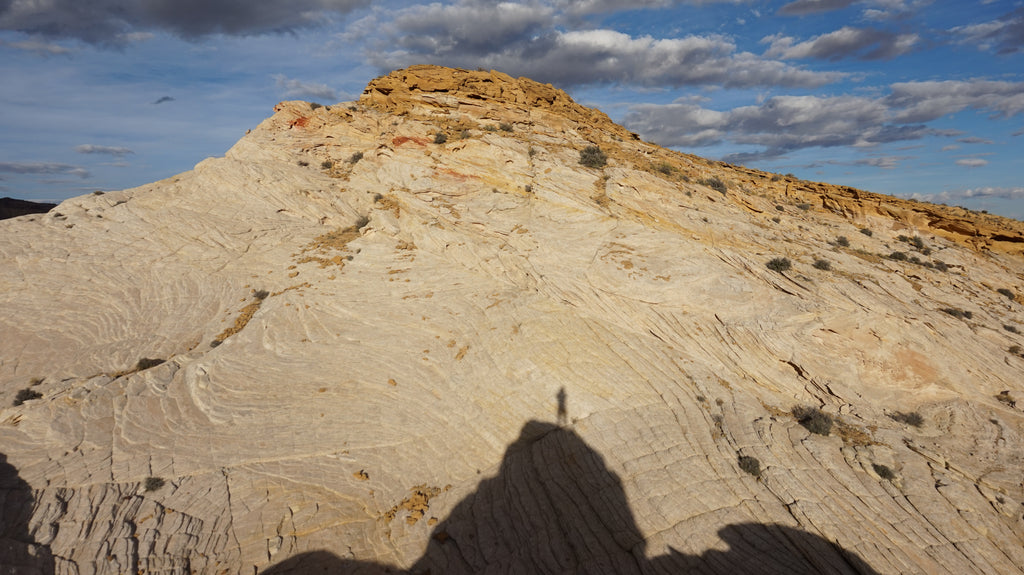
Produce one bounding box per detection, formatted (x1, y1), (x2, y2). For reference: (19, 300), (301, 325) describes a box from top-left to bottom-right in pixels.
(321, 160), (333, 170)
(859, 228), (873, 236)
(210, 340), (222, 348)
(889, 251), (908, 261)
(310, 102), (322, 110)
(792, 405), (832, 436)
(813, 259), (831, 271)
(348, 151), (363, 164)
(1004, 324), (1020, 334)
(93, 190), (105, 195)
(889, 411), (924, 427)
(297, 160), (309, 167)
(775, 205), (785, 211)
(698, 177), (727, 194)
(144, 477), (165, 492)
(524, 184), (533, 193)
(434, 132), (448, 144)
(997, 288), (1015, 301)
(738, 455), (762, 477)
(771, 174), (782, 182)
(796, 203), (811, 211)
(355, 215), (371, 230)
(654, 161), (676, 176)
(941, 307), (971, 319)
(910, 236), (925, 250)
(253, 289), (270, 300)
(772, 216), (781, 223)
(528, 147), (537, 158)
(908, 256), (922, 265)
(13, 388), (42, 406)
(835, 236), (850, 247)
(766, 257), (792, 272)
(932, 260), (949, 272)
(1010, 345), (1021, 355)
(459, 129), (472, 139)
(499, 122), (513, 132)
(579, 145), (607, 168)
(136, 358), (165, 371)
(872, 463), (895, 480)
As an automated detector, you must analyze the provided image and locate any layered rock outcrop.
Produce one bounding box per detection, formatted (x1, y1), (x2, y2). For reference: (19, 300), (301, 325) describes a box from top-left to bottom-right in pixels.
(2, 65), (1024, 574)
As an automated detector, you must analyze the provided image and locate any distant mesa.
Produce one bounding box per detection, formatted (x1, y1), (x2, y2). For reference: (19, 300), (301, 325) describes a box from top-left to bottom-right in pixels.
(0, 197), (57, 220)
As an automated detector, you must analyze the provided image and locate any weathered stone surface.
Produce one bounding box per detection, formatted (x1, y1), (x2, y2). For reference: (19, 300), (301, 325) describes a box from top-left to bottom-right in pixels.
(2, 65), (1024, 574)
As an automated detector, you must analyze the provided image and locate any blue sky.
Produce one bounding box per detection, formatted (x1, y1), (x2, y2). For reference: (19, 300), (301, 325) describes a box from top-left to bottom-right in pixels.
(2, 0), (1023, 217)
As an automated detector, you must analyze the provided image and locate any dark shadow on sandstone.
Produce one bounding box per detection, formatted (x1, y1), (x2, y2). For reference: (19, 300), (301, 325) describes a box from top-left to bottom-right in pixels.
(0, 451), (54, 575)
(263, 421), (879, 575)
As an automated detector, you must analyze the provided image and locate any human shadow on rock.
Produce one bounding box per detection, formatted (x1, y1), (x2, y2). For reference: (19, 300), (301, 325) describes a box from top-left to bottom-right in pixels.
(0, 451), (54, 575)
(262, 421), (879, 575)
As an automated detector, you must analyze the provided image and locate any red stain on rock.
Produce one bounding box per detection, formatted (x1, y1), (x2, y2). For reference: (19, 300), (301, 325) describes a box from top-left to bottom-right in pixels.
(290, 116), (310, 128)
(392, 136), (430, 147)
(437, 168), (477, 181)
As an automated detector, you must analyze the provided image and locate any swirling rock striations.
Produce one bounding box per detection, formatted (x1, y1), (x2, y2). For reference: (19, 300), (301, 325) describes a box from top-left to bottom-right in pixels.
(1, 65), (1023, 574)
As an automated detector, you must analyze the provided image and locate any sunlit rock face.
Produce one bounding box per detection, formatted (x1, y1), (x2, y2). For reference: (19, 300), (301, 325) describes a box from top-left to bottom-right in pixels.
(2, 65), (1024, 574)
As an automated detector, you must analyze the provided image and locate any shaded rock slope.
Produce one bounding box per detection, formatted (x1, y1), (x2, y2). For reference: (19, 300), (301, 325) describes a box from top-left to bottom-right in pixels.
(2, 65), (1024, 574)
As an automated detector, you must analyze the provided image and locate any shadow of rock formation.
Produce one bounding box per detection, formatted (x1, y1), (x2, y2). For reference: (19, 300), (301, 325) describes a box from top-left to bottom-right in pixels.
(263, 421), (879, 575)
(0, 451), (54, 575)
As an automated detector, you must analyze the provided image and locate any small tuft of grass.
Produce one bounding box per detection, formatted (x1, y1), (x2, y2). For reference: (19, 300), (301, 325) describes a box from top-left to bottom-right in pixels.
(136, 358), (165, 371)
(1004, 324), (1019, 334)
(835, 236), (850, 247)
(253, 289), (270, 300)
(796, 203), (811, 211)
(812, 259), (831, 271)
(889, 411), (924, 427)
(932, 260), (949, 272)
(889, 251), (908, 261)
(940, 307), (972, 320)
(321, 160), (333, 170)
(766, 257), (792, 272)
(996, 391), (1016, 407)
(997, 288), (1015, 301)
(738, 455), (762, 477)
(792, 405), (832, 436)
(144, 477), (166, 492)
(13, 388), (43, 406)
(579, 145), (607, 168)
(1009, 345), (1021, 355)
(434, 132), (448, 144)
(772, 216), (781, 223)
(872, 463), (895, 481)
(859, 228), (873, 236)
(348, 151), (363, 164)
(499, 122), (513, 132)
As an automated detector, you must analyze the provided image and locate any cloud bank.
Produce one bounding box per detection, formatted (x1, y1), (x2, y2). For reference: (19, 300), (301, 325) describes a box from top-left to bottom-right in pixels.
(0, 0), (368, 43)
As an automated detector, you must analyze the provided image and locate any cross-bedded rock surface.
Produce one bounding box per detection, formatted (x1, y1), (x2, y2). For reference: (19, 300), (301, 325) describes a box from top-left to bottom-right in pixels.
(2, 65), (1024, 574)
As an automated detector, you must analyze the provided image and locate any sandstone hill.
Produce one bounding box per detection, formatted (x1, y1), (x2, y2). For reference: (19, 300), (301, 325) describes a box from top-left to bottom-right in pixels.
(2, 65), (1024, 574)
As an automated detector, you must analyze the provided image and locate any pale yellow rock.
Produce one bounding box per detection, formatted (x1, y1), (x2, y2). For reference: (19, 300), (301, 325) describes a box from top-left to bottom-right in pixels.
(1, 65), (1023, 574)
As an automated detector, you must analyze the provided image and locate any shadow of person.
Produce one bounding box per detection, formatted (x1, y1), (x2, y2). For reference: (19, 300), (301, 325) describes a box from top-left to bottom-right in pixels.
(0, 451), (54, 575)
(262, 421), (880, 575)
